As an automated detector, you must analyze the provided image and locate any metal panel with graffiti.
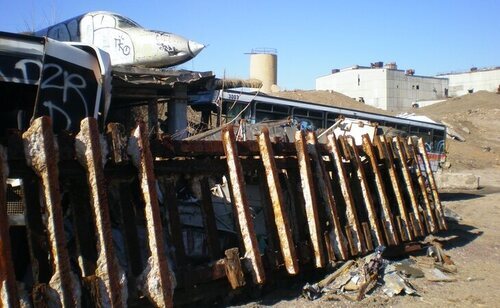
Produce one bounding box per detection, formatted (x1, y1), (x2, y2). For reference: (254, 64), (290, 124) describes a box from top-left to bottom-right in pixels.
(0, 31), (111, 133)
(34, 11), (205, 67)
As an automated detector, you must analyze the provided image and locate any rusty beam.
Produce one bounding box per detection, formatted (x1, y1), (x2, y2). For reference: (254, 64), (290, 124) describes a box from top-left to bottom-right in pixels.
(106, 123), (129, 164)
(159, 178), (186, 268)
(0, 146), (20, 308)
(375, 135), (413, 241)
(128, 122), (174, 307)
(393, 136), (425, 237)
(346, 137), (385, 248)
(306, 132), (348, 260)
(294, 130), (326, 267)
(75, 118), (125, 307)
(222, 126), (265, 284)
(258, 127), (299, 274)
(199, 177), (222, 260)
(327, 134), (365, 255)
(417, 138), (447, 230)
(361, 134), (399, 246)
(22, 117), (79, 307)
(406, 139), (437, 233)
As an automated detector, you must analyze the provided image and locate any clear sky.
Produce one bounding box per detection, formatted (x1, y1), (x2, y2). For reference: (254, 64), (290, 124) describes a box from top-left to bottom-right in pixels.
(1, 0), (498, 90)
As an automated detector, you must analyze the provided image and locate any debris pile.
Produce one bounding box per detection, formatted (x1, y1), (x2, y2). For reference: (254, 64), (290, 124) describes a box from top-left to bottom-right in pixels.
(302, 235), (458, 303)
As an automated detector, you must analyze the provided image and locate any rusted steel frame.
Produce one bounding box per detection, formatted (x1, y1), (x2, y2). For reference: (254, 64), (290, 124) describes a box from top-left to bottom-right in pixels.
(375, 135), (413, 241)
(346, 137), (385, 248)
(75, 118), (124, 307)
(328, 134), (366, 255)
(154, 138), (333, 158)
(294, 130), (326, 267)
(128, 122), (173, 307)
(417, 138), (447, 230)
(199, 177), (222, 260)
(176, 259), (227, 287)
(117, 182), (143, 277)
(0, 146), (20, 307)
(306, 132), (348, 261)
(106, 123), (129, 164)
(258, 127), (299, 274)
(159, 178), (186, 268)
(257, 166), (282, 269)
(221, 126), (265, 284)
(361, 135), (399, 246)
(22, 117), (79, 307)
(393, 136), (425, 237)
(405, 139), (437, 233)
(67, 180), (97, 277)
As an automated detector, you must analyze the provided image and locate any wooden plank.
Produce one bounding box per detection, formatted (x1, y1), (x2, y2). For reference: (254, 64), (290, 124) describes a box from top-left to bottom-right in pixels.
(393, 136), (425, 237)
(326, 133), (365, 255)
(417, 138), (448, 230)
(224, 248), (246, 289)
(294, 130), (326, 268)
(361, 134), (399, 246)
(128, 122), (174, 307)
(23, 117), (79, 307)
(346, 137), (385, 248)
(0, 146), (20, 307)
(199, 177), (222, 260)
(405, 139), (437, 233)
(259, 127), (299, 272)
(75, 117), (125, 307)
(222, 126), (265, 284)
(306, 132), (349, 261)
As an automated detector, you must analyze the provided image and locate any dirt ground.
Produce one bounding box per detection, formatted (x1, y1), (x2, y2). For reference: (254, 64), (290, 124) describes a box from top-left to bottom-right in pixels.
(229, 91), (500, 308)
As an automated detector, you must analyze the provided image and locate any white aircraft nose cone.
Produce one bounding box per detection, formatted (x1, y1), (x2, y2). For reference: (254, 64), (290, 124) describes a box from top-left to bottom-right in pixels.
(188, 40), (205, 57)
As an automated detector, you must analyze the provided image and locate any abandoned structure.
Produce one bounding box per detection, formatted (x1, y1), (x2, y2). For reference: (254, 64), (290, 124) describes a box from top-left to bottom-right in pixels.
(316, 62), (449, 111)
(438, 66), (500, 96)
(1, 31), (448, 307)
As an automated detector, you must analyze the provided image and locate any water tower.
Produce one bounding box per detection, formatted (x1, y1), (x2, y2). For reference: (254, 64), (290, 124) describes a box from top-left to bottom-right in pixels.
(249, 48), (278, 93)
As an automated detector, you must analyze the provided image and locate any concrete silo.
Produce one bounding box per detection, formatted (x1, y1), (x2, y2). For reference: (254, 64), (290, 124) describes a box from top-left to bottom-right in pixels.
(249, 48), (278, 93)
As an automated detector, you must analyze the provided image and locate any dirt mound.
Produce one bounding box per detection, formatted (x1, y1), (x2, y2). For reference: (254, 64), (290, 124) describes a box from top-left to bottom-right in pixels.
(415, 91), (500, 170)
(271, 90), (394, 115)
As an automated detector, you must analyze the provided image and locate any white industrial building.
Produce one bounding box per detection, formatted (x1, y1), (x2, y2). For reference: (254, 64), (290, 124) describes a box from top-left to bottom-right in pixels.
(438, 67), (500, 97)
(316, 62), (449, 111)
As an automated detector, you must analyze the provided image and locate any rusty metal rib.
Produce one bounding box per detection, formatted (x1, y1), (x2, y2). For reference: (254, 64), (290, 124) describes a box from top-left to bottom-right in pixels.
(417, 138), (447, 230)
(327, 134), (365, 255)
(22, 117), (79, 307)
(406, 139), (437, 233)
(0, 146), (20, 308)
(346, 137), (385, 248)
(361, 134), (399, 246)
(258, 127), (299, 275)
(222, 126), (266, 284)
(393, 136), (425, 237)
(128, 122), (173, 307)
(75, 118), (125, 307)
(306, 132), (348, 261)
(294, 130), (326, 267)
(374, 135), (413, 241)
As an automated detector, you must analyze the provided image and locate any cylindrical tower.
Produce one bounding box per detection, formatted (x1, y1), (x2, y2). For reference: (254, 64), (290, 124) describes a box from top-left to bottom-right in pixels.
(249, 48), (278, 93)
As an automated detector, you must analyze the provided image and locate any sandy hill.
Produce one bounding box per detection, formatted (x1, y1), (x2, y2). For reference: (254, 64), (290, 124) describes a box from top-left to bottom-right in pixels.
(414, 91), (500, 170)
(271, 90), (394, 115)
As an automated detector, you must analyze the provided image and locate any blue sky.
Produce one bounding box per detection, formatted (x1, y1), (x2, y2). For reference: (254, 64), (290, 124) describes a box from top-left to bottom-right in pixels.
(1, 0), (498, 90)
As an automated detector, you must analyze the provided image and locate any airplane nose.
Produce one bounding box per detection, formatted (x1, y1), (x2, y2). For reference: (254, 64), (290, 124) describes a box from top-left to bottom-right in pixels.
(188, 40), (205, 57)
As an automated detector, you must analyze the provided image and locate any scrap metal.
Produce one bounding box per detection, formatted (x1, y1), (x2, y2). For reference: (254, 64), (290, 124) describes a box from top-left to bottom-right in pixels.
(1, 118), (448, 307)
